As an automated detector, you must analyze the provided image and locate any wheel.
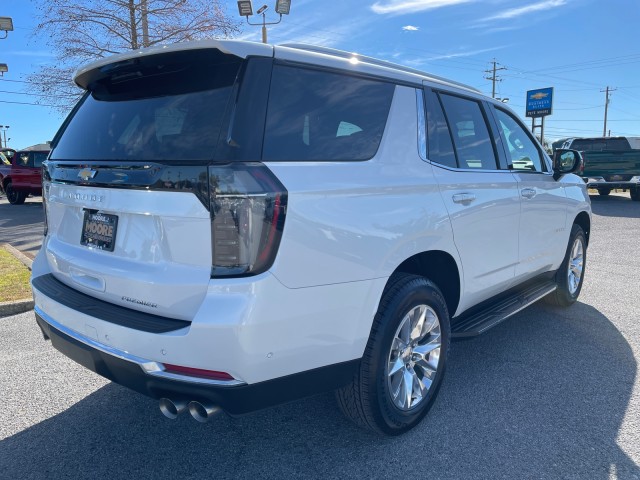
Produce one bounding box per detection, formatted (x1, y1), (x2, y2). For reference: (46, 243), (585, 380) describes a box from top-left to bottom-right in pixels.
(598, 188), (611, 196)
(546, 224), (586, 307)
(5, 182), (26, 205)
(631, 187), (640, 202)
(336, 273), (450, 435)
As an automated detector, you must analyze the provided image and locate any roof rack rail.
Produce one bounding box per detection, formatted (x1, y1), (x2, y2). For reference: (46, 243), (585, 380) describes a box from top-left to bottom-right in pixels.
(280, 43), (480, 94)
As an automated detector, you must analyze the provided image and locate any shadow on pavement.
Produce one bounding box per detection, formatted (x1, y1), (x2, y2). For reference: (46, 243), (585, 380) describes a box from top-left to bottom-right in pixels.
(589, 193), (640, 219)
(0, 302), (638, 479)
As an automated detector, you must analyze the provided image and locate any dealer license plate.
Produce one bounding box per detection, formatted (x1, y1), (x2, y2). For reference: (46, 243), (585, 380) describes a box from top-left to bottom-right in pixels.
(81, 211), (118, 252)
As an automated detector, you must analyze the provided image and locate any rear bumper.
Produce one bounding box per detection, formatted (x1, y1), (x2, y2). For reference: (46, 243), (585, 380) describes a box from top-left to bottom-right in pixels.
(585, 176), (640, 189)
(35, 308), (359, 415)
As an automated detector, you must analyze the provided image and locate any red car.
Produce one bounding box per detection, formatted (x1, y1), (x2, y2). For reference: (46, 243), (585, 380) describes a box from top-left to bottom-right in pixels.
(0, 149), (49, 205)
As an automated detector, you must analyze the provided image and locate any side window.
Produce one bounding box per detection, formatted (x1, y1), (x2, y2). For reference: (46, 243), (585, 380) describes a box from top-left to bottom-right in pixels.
(263, 65), (395, 161)
(494, 108), (544, 172)
(425, 89), (457, 168)
(33, 152), (48, 167)
(438, 93), (498, 170)
(19, 152), (31, 166)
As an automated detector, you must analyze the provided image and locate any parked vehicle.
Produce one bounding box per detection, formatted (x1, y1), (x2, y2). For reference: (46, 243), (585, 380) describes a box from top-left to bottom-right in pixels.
(0, 148), (48, 204)
(0, 147), (16, 164)
(32, 40), (591, 435)
(559, 137), (640, 201)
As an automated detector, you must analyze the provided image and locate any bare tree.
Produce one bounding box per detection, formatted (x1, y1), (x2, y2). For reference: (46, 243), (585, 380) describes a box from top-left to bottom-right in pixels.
(27, 0), (241, 112)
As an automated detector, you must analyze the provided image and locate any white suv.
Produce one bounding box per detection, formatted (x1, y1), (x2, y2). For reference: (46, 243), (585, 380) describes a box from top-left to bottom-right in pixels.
(32, 40), (591, 435)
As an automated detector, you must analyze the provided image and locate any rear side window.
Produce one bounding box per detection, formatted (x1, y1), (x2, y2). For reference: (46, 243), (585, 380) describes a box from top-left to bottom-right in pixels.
(438, 93), (498, 170)
(262, 65), (394, 161)
(51, 50), (242, 161)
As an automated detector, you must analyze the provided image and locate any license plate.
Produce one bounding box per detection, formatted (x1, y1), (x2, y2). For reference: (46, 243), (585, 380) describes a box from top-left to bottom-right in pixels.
(81, 211), (118, 252)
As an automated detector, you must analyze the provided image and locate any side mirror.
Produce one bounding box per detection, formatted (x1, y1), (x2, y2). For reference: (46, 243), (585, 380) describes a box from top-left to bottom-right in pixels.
(553, 149), (582, 180)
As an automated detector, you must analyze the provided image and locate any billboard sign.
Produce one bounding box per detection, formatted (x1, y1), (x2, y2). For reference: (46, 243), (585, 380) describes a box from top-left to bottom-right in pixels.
(526, 87), (553, 117)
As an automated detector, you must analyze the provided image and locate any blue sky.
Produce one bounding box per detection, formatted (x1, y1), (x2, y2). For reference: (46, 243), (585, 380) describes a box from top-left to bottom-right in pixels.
(1, 0), (639, 149)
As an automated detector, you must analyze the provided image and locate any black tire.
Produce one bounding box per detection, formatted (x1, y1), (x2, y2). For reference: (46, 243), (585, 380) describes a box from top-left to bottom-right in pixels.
(546, 224), (586, 307)
(631, 187), (640, 202)
(598, 188), (611, 196)
(336, 273), (450, 435)
(5, 182), (26, 205)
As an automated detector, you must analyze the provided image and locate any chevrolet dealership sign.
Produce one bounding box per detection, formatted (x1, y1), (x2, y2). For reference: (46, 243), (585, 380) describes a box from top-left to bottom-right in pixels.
(526, 87), (553, 118)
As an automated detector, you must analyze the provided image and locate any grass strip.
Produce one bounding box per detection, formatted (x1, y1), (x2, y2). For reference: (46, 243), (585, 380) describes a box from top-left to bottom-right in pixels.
(0, 247), (32, 302)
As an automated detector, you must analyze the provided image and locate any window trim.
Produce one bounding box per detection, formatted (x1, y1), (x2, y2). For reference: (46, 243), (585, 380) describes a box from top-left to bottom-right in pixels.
(416, 89), (428, 161)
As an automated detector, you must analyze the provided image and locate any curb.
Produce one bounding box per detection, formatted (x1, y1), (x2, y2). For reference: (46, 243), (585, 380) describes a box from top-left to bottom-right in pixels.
(0, 243), (34, 318)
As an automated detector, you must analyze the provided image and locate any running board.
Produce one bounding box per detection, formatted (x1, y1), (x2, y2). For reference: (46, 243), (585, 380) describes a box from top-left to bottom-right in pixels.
(451, 281), (557, 338)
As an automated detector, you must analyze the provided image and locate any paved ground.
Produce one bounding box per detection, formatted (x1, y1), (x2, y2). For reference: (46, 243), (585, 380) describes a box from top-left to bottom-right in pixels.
(0, 193), (638, 479)
(0, 195), (44, 259)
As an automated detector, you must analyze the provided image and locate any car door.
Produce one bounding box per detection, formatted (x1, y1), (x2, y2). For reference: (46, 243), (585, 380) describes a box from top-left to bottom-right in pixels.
(13, 152), (32, 189)
(424, 87), (520, 310)
(489, 106), (569, 280)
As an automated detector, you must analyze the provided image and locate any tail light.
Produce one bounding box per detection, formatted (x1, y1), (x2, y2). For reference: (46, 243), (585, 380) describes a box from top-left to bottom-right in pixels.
(42, 163), (51, 237)
(162, 363), (235, 381)
(208, 163), (287, 277)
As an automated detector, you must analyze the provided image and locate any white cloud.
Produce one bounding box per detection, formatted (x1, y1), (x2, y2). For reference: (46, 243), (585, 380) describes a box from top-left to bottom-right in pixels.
(424, 45), (507, 61)
(371, 0), (474, 15)
(402, 25), (420, 31)
(482, 0), (566, 21)
(7, 50), (56, 58)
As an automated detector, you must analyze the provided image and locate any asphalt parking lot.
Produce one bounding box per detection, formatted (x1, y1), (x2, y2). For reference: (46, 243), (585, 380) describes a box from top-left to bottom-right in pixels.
(0, 195), (44, 258)
(0, 193), (639, 479)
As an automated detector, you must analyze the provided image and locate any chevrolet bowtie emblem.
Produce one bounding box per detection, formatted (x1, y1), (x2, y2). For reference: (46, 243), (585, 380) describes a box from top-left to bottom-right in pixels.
(78, 168), (97, 181)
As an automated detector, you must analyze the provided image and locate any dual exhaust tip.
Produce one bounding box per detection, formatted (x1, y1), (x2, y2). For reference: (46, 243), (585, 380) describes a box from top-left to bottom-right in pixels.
(159, 398), (221, 423)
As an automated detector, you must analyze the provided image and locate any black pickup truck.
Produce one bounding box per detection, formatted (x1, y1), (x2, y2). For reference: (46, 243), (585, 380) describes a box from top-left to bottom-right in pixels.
(559, 137), (640, 201)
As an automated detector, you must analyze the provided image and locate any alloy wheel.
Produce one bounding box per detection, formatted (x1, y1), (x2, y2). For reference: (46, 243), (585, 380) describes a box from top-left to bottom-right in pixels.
(386, 304), (441, 411)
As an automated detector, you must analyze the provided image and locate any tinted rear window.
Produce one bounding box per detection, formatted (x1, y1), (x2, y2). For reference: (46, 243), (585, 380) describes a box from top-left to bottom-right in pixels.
(262, 65), (394, 161)
(570, 138), (631, 151)
(51, 50), (242, 162)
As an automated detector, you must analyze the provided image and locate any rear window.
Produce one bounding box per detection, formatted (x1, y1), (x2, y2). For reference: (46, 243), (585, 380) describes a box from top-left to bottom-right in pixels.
(570, 138), (631, 151)
(262, 65), (395, 161)
(51, 50), (242, 162)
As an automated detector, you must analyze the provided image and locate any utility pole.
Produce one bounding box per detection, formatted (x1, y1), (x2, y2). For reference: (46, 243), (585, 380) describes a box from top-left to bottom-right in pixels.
(485, 59), (506, 99)
(601, 86), (616, 137)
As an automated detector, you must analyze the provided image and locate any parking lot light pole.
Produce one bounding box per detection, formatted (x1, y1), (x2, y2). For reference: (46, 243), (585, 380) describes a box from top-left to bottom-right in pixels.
(0, 126), (9, 148)
(237, 1), (291, 44)
(0, 17), (13, 39)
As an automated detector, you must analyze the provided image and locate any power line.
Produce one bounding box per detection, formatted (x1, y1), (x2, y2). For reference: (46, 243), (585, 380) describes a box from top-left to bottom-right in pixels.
(0, 89), (78, 98)
(0, 99), (59, 107)
(0, 78), (30, 84)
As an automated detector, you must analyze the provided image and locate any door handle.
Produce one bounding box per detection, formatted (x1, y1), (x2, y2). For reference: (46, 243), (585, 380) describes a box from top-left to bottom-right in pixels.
(521, 188), (537, 199)
(452, 193), (476, 205)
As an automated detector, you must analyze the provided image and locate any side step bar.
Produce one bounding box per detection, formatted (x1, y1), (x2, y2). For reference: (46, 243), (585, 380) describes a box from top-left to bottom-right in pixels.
(451, 280), (557, 338)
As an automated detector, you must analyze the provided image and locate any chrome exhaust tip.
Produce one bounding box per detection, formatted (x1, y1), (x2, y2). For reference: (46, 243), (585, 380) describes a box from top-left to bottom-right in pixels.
(159, 398), (188, 419)
(188, 401), (221, 423)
